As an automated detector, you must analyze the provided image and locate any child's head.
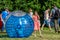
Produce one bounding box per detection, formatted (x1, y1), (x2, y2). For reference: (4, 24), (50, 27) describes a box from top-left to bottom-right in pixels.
(34, 11), (38, 15)
(5, 7), (9, 11)
(29, 8), (32, 12)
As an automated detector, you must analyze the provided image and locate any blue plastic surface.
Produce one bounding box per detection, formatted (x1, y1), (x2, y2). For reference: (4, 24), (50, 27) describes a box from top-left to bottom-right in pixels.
(5, 11), (34, 38)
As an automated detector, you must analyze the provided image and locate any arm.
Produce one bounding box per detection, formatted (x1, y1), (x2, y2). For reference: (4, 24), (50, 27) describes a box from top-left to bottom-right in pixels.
(37, 14), (40, 20)
(50, 10), (53, 18)
(1, 14), (3, 21)
(32, 15), (35, 21)
(50, 13), (52, 18)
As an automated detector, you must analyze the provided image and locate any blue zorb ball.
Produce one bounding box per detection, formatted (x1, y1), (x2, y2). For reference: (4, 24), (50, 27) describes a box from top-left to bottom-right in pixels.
(5, 10), (34, 38)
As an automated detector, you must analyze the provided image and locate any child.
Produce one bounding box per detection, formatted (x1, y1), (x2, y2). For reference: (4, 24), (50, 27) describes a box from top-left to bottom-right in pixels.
(33, 11), (42, 37)
(29, 8), (33, 18)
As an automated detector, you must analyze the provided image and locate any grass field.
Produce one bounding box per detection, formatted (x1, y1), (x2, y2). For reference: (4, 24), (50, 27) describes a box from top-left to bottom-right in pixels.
(0, 27), (60, 40)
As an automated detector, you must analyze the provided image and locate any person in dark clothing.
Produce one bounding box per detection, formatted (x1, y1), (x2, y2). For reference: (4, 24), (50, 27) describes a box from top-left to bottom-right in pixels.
(50, 4), (60, 33)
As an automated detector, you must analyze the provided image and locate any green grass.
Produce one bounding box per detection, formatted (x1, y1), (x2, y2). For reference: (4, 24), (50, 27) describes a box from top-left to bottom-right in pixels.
(0, 27), (60, 40)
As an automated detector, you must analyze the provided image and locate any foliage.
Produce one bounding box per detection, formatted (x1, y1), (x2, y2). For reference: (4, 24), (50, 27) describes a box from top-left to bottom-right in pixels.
(0, 0), (60, 13)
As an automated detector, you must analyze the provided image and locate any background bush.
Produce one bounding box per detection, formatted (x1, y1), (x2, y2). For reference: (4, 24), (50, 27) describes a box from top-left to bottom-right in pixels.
(0, 0), (60, 12)
(0, 0), (60, 20)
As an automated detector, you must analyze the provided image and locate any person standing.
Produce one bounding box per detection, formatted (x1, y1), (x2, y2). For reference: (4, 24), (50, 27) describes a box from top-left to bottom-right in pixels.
(1, 8), (10, 31)
(50, 4), (59, 33)
(33, 11), (42, 37)
(2, 8), (10, 24)
(41, 7), (52, 31)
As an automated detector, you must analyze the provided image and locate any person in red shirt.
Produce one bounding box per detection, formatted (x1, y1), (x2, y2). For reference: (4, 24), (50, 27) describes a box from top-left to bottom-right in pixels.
(0, 13), (3, 31)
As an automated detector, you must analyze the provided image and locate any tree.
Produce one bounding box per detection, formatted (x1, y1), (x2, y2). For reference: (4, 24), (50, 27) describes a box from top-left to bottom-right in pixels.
(0, 0), (60, 13)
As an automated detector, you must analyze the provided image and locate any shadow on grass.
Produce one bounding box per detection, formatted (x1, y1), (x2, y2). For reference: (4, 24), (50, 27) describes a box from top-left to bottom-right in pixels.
(0, 35), (9, 38)
(0, 32), (9, 38)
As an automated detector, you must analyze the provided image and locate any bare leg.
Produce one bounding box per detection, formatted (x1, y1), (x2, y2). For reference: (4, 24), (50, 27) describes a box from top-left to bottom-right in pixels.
(48, 23), (52, 31)
(41, 24), (45, 30)
(34, 31), (37, 37)
(57, 21), (59, 31)
(39, 29), (43, 37)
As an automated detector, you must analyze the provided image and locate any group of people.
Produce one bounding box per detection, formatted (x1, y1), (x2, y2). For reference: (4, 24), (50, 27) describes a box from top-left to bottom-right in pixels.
(29, 4), (60, 37)
(0, 4), (60, 37)
(29, 8), (41, 37)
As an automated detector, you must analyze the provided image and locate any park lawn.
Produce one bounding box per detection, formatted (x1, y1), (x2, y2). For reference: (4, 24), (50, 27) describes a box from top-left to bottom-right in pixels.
(0, 27), (60, 40)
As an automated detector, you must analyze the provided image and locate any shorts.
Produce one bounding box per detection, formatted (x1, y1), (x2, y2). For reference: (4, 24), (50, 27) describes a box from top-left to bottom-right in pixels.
(44, 19), (50, 25)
